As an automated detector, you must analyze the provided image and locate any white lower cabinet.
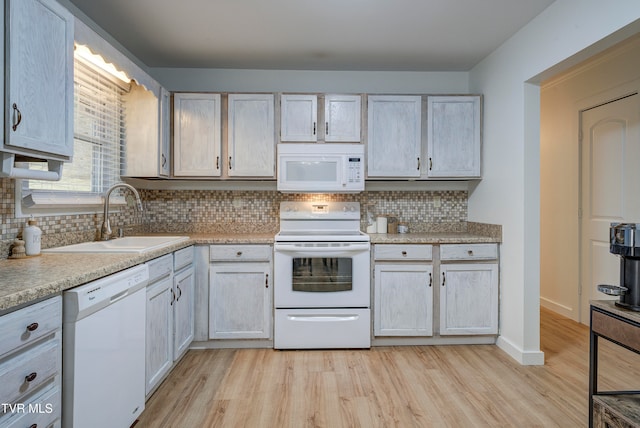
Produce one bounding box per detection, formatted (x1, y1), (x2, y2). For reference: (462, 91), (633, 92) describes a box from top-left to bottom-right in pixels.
(173, 260), (195, 358)
(374, 264), (433, 336)
(209, 245), (272, 340)
(374, 245), (433, 336)
(439, 244), (499, 336)
(145, 246), (194, 398)
(374, 243), (499, 341)
(439, 263), (499, 335)
(0, 296), (62, 428)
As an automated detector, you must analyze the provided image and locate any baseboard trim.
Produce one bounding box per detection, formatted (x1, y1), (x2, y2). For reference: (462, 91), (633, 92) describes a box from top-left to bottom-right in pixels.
(540, 297), (576, 321)
(496, 335), (545, 365)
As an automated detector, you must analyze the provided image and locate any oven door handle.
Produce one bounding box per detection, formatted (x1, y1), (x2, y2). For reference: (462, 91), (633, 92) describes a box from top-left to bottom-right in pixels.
(274, 243), (370, 255)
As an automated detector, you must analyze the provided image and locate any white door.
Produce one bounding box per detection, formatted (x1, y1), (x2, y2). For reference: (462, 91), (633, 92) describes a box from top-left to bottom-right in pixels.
(580, 93), (640, 321)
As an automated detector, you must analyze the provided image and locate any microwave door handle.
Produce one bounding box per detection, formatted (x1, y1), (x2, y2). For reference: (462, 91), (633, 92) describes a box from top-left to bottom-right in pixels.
(342, 158), (347, 187)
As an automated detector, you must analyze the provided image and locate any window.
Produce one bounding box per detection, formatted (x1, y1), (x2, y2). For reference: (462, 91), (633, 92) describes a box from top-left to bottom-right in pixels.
(19, 52), (129, 212)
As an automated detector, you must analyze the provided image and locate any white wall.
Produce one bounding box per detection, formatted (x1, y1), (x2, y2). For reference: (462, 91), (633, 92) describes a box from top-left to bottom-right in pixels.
(540, 35), (640, 321)
(150, 68), (469, 94)
(469, 0), (640, 364)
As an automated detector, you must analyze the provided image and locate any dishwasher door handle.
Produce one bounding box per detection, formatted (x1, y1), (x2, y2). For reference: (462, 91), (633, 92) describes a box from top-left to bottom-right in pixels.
(109, 289), (129, 304)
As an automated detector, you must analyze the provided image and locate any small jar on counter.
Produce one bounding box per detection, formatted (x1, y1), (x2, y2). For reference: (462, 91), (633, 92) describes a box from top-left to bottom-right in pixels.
(398, 223), (409, 234)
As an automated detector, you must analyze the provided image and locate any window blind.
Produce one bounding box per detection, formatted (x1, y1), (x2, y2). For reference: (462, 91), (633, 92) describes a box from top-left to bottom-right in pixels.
(25, 57), (127, 196)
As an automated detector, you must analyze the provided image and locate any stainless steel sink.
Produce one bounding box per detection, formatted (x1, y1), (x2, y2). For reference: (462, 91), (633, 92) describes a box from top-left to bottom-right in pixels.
(43, 236), (190, 254)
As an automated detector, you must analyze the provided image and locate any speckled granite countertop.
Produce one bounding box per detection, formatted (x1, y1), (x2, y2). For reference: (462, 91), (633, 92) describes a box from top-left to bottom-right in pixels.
(0, 230), (500, 314)
(368, 232), (500, 244)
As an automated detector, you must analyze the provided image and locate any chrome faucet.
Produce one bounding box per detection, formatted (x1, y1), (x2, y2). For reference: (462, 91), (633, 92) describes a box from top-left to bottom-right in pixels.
(101, 183), (143, 240)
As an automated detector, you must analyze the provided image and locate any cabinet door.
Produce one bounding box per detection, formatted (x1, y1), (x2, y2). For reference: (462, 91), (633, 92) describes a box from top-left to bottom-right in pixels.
(122, 84), (160, 177)
(159, 87), (171, 177)
(227, 94), (275, 177)
(439, 263), (498, 335)
(427, 96), (481, 178)
(146, 277), (173, 395)
(5, 0), (74, 158)
(173, 266), (194, 360)
(209, 262), (272, 339)
(173, 93), (221, 177)
(280, 94), (317, 142)
(374, 263), (433, 336)
(367, 95), (422, 177)
(324, 94), (361, 142)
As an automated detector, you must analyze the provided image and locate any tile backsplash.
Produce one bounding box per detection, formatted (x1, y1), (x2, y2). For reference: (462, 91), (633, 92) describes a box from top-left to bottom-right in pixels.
(0, 177), (468, 258)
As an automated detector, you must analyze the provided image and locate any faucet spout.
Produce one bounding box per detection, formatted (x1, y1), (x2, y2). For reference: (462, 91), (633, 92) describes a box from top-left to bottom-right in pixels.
(101, 183), (143, 241)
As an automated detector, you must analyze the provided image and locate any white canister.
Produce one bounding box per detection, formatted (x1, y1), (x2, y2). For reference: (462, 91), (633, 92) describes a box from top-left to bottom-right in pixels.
(23, 218), (42, 256)
(376, 216), (388, 234)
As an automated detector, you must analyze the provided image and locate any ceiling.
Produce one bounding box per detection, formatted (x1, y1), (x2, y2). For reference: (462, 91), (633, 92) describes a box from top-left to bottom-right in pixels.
(67, 0), (556, 71)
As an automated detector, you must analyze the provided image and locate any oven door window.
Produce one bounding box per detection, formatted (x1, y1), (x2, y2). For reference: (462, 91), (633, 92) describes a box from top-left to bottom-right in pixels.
(292, 257), (352, 292)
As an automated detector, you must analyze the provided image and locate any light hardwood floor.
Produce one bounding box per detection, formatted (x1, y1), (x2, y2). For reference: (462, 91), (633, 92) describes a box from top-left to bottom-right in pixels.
(135, 307), (640, 427)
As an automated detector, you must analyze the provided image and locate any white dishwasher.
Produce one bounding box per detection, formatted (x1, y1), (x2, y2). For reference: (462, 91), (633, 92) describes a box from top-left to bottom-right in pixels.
(62, 264), (149, 428)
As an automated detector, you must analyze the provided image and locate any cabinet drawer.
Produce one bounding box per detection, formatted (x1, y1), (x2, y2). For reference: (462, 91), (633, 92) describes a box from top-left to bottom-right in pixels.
(440, 244), (498, 261)
(0, 296), (61, 358)
(1, 384), (61, 428)
(147, 254), (173, 283)
(374, 244), (433, 261)
(174, 246), (194, 271)
(210, 244), (271, 262)
(0, 335), (60, 405)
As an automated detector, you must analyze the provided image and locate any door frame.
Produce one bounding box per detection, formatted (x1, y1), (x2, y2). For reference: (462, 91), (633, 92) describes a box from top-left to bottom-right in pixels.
(577, 80), (640, 323)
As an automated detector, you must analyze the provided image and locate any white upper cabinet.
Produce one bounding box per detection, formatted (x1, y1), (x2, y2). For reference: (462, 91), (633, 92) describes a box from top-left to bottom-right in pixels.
(280, 94), (317, 142)
(227, 93), (275, 177)
(324, 94), (361, 142)
(367, 95), (422, 178)
(426, 96), (481, 178)
(4, 0), (74, 159)
(173, 93), (221, 177)
(159, 87), (171, 177)
(123, 84), (171, 178)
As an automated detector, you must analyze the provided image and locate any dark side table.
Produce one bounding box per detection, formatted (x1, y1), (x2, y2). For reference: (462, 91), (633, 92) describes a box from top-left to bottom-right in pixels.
(590, 300), (640, 427)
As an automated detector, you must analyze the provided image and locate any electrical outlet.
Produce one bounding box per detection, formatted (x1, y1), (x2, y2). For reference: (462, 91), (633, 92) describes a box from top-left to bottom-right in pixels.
(433, 196), (441, 208)
(232, 199), (245, 208)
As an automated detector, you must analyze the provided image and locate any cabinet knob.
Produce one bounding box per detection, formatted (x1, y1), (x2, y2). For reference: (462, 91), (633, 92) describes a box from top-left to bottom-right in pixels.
(229, 156), (232, 170)
(25, 372), (37, 383)
(216, 156), (220, 170)
(468, 250), (474, 256)
(442, 272), (446, 286)
(417, 157), (420, 170)
(313, 122), (316, 135)
(236, 251), (243, 256)
(325, 122), (329, 135)
(265, 273), (269, 288)
(429, 272), (432, 287)
(26, 322), (39, 332)
(429, 157), (433, 171)
(29, 424), (37, 428)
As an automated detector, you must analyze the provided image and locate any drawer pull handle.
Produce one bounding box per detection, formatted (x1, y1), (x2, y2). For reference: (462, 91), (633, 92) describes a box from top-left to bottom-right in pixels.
(468, 250), (474, 256)
(236, 251), (243, 256)
(29, 424), (37, 428)
(12, 103), (22, 131)
(25, 372), (37, 383)
(401, 251), (407, 256)
(26, 322), (39, 332)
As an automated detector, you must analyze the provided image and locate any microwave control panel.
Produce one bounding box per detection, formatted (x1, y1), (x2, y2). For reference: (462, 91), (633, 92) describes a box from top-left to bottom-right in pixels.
(347, 157), (363, 183)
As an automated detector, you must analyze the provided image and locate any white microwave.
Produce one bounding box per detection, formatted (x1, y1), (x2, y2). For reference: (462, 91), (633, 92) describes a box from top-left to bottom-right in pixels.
(277, 143), (365, 193)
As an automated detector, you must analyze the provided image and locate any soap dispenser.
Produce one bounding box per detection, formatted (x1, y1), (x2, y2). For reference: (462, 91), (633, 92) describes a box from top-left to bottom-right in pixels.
(23, 217), (42, 256)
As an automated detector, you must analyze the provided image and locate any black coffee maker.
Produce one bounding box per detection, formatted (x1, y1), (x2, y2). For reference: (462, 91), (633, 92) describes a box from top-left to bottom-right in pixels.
(599, 223), (640, 311)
